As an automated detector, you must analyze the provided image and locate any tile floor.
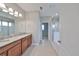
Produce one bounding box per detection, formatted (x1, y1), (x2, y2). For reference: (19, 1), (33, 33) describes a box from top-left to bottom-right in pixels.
(22, 39), (57, 56)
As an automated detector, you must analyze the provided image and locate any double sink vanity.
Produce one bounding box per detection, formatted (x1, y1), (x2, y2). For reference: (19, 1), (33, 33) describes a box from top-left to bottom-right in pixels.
(0, 34), (32, 56)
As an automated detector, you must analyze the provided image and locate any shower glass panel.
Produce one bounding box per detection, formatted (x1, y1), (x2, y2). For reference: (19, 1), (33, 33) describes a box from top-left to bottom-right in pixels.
(52, 15), (60, 44)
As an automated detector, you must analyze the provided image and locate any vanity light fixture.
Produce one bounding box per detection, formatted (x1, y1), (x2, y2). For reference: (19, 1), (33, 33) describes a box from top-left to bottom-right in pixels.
(0, 21), (1, 26)
(2, 9), (8, 12)
(14, 11), (18, 17)
(8, 8), (14, 15)
(8, 8), (13, 12)
(9, 12), (14, 15)
(0, 3), (8, 12)
(0, 3), (6, 9)
(19, 13), (22, 17)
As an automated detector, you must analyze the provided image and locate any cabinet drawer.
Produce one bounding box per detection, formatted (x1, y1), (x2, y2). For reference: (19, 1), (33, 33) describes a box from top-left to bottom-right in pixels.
(8, 43), (21, 56)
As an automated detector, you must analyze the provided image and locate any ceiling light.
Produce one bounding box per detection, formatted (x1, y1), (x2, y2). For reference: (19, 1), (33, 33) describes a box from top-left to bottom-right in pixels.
(19, 13), (22, 17)
(0, 3), (6, 9)
(9, 8), (13, 12)
(52, 24), (55, 28)
(56, 13), (58, 16)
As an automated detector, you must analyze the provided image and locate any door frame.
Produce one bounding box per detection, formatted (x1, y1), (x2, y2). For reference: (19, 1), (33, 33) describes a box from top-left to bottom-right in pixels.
(40, 22), (49, 41)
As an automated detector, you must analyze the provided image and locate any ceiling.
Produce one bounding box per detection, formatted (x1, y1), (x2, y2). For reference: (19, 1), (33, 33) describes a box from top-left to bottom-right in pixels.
(17, 3), (58, 16)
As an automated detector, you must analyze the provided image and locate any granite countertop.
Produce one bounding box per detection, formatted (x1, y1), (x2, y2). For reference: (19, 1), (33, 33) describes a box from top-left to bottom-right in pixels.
(0, 33), (31, 48)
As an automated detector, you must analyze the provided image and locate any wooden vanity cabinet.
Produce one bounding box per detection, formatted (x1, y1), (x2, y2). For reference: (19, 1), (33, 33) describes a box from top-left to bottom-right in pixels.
(0, 40), (22, 56)
(22, 34), (32, 53)
(28, 35), (32, 47)
(8, 40), (21, 56)
(29, 35), (32, 45)
(0, 51), (7, 56)
(0, 34), (32, 56)
(0, 47), (7, 56)
(22, 37), (28, 53)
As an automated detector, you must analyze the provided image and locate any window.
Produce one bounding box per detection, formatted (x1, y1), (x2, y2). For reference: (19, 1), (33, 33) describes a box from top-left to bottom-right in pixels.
(42, 25), (44, 30)
(8, 22), (15, 36)
(0, 21), (1, 32)
(0, 21), (1, 26)
(2, 21), (8, 26)
(9, 22), (12, 27)
(0, 20), (15, 37)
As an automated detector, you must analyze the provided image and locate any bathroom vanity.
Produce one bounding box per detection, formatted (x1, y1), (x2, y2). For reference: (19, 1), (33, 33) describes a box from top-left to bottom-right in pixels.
(0, 34), (32, 56)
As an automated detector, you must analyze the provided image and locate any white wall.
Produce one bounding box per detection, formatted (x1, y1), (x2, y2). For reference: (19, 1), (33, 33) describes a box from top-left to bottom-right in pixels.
(25, 11), (40, 45)
(55, 4), (79, 56)
(15, 19), (26, 34)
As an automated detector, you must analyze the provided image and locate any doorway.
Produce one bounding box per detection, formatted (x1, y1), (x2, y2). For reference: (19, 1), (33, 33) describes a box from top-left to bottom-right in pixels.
(42, 23), (48, 40)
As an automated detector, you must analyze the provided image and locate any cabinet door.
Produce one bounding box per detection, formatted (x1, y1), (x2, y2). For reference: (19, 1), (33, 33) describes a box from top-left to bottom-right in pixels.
(0, 52), (7, 56)
(0, 40), (22, 56)
(29, 35), (32, 45)
(22, 38), (28, 53)
(8, 43), (21, 56)
(28, 35), (32, 46)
